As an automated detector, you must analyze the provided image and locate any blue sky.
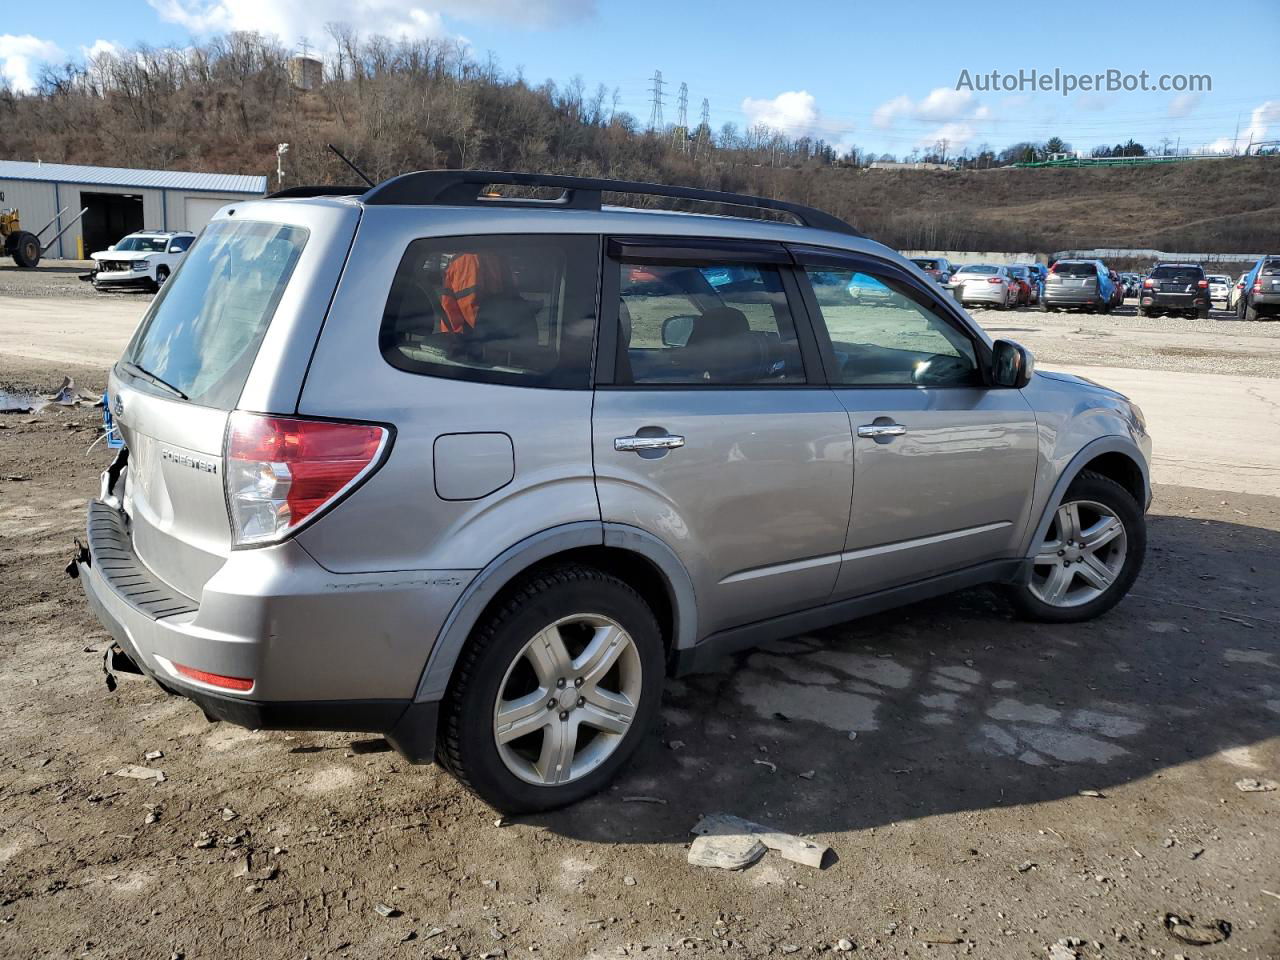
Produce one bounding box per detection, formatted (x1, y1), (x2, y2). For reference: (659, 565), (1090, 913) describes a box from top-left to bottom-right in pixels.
(4, 0), (1279, 158)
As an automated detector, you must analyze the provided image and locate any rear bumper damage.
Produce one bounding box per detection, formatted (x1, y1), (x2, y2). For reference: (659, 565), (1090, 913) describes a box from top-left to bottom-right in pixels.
(71, 494), (465, 763)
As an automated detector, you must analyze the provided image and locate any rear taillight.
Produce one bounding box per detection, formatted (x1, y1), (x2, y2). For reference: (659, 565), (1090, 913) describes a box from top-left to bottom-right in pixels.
(1254, 278), (1263, 292)
(1197, 279), (1208, 288)
(1143, 278), (1155, 288)
(987, 277), (1003, 284)
(225, 412), (389, 547)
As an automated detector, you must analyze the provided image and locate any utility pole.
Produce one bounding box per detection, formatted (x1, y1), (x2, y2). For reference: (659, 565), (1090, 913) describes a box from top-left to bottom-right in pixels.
(696, 98), (711, 160)
(647, 70), (665, 133)
(1232, 113), (1241, 155)
(671, 82), (689, 152)
(276, 143), (289, 187)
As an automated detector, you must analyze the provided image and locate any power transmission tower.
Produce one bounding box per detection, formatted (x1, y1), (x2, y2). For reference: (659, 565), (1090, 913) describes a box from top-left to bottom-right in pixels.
(671, 82), (689, 152)
(695, 98), (711, 160)
(647, 70), (665, 132)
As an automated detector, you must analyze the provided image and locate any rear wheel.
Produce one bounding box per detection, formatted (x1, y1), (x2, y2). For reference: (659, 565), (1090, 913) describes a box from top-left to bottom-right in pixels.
(438, 565), (664, 813)
(10, 231), (41, 268)
(1007, 471), (1145, 623)
(1244, 301), (1259, 321)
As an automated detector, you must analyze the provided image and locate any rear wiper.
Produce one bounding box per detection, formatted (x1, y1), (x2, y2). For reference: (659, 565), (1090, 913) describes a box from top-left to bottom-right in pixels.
(119, 361), (189, 400)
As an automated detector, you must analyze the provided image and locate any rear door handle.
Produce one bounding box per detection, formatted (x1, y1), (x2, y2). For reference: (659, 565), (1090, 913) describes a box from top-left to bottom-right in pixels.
(615, 434), (685, 452)
(857, 423), (906, 439)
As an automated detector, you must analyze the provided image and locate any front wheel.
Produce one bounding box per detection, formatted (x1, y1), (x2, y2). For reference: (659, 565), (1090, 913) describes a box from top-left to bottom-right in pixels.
(437, 565), (664, 813)
(1007, 470), (1145, 623)
(155, 265), (170, 288)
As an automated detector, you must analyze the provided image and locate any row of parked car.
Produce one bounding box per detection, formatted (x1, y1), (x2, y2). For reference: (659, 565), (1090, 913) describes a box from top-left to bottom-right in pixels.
(912, 255), (1280, 320)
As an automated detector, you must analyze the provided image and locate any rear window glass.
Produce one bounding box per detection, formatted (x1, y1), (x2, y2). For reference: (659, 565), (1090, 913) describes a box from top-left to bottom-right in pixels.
(1151, 266), (1203, 282)
(380, 235), (598, 389)
(957, 265), (998, 275)
(1052, 262), (1097, 278)
(911, 259), (940, 270)
(122, 220), (308, 409)
(1262, 259), (1280, 275)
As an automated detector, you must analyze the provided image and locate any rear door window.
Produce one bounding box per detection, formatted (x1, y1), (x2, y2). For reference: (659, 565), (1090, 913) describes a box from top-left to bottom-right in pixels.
(616, 260), (805, 385)
(380, 235), (598, 389)
(122, 220), (308, 409)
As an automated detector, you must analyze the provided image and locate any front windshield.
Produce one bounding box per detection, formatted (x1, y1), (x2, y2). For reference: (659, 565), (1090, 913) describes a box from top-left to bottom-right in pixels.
(114, 236), (169, 252)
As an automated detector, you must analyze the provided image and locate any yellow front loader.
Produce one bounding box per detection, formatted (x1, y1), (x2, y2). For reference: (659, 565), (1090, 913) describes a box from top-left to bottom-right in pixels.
(1, 206), (88, 267)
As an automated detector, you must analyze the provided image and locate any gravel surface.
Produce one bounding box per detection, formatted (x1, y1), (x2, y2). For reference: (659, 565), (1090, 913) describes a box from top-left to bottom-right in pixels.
(0, 359), (1278, 960)
(0, 262), (123, 300)
(969, 302), (1280, 379)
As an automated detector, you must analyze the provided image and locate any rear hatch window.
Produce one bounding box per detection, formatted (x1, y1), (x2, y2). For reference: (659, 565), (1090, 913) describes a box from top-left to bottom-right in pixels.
(1150, 266), (1203, 284)
(1052, 262), (1097, 278)
(912, 259), (940, 270)
(1261, 259), (1280, 276)
(957, 265), (997, 275)
(123, 220), (309, 410)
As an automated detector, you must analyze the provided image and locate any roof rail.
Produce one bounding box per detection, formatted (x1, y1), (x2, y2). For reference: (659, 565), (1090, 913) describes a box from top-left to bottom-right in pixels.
(360, 170), (861, 236)
(267, 185), (365, 199)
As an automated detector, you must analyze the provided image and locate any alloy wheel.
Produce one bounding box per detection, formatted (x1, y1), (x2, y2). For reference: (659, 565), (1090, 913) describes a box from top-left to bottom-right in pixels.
(492, 614), (642, 786)
(1029, 498), (1128, 607)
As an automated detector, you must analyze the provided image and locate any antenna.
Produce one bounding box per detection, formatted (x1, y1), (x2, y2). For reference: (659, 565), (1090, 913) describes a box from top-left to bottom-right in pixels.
(671, 82), (689, 152)
(647, 70), (665, 132)
(327, 143), (375, 187)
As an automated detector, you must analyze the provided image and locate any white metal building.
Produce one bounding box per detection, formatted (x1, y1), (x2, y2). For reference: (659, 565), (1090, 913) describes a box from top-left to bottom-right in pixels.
(0, 160), (267, 260)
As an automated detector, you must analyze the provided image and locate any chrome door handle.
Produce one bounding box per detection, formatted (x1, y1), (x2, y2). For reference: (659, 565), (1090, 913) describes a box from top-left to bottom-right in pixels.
(857, 423), (906, 439)
(615, 434), (685, 452)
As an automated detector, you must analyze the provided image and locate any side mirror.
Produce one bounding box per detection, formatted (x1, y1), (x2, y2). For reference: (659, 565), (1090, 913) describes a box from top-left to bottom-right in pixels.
(661, 315), (696, 348)
(992, 339), (1034, 388)
(107, 244), (116, 251)
(168, 245), (182, 253)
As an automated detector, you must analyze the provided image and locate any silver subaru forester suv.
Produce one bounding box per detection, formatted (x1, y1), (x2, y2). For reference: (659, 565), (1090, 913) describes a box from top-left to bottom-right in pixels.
(72, 171), (1151, 812)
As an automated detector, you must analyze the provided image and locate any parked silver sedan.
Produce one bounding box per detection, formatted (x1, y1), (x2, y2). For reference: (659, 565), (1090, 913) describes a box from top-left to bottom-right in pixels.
(954, 264), (1017, 309)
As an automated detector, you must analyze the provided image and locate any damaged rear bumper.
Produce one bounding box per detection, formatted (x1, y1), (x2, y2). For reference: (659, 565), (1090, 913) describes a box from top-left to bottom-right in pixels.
(72, 499), (461, 763)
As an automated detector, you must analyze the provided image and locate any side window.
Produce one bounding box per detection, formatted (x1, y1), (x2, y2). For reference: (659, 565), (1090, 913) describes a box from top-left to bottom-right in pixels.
(380, 234), (598, 388)
(617, 260), (805, 385)
(804, 266), (980, 387)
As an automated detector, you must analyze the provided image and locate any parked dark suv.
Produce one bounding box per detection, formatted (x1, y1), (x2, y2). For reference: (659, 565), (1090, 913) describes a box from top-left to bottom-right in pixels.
(1140, 262), (1210, 319)
(1237, 255), (1280, 321)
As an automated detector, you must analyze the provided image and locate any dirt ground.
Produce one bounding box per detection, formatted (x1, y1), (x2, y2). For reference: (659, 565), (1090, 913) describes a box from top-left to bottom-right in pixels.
(1, 281), (1278, 960)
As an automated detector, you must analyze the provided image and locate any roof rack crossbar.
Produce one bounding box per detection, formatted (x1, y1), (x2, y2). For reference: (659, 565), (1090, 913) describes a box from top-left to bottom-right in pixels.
(360, 170), (860, 236)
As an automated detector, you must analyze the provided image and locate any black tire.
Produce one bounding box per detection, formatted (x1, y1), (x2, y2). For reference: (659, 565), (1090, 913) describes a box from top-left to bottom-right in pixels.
(1244, 301), (1259, 322)
(10, 231), (41, 268)
(154, 265), (170, 289)
(1006, 470), (1146, 624)
(437, 564), (664, 813)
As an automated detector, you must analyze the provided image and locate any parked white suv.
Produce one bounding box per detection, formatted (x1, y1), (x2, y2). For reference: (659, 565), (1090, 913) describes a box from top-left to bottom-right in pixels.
(91, 231), (196, 292)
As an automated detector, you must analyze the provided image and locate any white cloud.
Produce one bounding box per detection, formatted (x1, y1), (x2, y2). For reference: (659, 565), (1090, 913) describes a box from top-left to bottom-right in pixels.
(1167, 92), (1200, 118)
(917, 122), (976, 152)
(1209, 100), (1280, 153)
(148, 0), (591, 38)
(0, 34), (63, 92)
(872, 94), (912, 129)
(741, 90), (821, 136)
(873, 87), (986, 131)
(81, 39), (123, 61)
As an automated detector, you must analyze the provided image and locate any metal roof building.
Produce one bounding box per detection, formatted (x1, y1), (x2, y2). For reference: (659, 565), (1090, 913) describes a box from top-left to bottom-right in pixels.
(0, 159), (267, 260)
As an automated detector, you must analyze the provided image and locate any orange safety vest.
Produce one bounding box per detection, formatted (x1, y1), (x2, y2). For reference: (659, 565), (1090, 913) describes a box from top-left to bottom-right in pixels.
(439, 254), (506, 333)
